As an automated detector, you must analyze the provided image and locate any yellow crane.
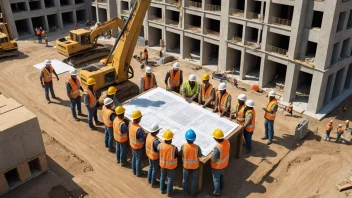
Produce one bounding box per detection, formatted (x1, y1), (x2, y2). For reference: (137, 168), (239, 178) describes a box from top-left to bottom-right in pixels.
(0, 22), (19, 58)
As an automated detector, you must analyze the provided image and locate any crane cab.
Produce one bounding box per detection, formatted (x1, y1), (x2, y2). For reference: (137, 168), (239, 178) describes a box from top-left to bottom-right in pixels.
(0, 33), (17, 51)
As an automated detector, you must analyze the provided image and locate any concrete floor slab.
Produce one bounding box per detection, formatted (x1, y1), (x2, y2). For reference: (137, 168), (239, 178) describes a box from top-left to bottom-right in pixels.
(0, 98), (23, 115)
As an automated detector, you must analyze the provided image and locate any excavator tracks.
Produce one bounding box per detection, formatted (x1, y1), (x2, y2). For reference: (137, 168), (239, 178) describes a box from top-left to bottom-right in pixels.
(63, 46), (110, 67)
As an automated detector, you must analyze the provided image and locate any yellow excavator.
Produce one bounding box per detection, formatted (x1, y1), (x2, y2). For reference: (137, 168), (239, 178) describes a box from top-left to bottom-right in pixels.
(56, 17), (125, 66)
(0, 22), (19, 58)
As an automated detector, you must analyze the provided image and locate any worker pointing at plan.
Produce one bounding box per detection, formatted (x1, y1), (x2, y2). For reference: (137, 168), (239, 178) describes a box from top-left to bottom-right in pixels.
(213, 83), (232, 117)
(181, 74), (200, 103)
(129, 110), (146, 177)
(113, 106), (129, 166)
(262, 91), (278, 145)
(40, 60), (59, 104)
(165, 62), (183, 93)
(140, 66), (157, 93)
(66, 69), (84, 121)
(83, 77), (103, 130)
(102, 98), (117, 153)
(199, 73), (215, 108)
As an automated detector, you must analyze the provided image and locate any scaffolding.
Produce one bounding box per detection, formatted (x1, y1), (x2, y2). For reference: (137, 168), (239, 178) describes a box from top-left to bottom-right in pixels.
(188, 1), (202, 9)
(272, 17), (292, 27)
(266, 45), (288, 56)
(205, 4), (221, 12)
(229, 8), (244, 17)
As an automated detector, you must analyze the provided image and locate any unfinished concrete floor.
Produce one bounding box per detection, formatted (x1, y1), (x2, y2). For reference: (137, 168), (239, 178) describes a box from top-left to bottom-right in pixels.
(0, 30), (351, 198)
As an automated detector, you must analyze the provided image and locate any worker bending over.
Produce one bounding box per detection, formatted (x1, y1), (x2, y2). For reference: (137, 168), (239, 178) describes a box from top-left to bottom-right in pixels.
(140, 67), (157, 93)
(213, 83), (231, 117)
(324, 120), (333, 141)
(129, 110), (146, 177)
(231, 94), (247, 124)
(180, 129), (202, 196)
(262, 91), (278, 145)
(40, 60), (59, 104)
(83, 78), (103, 130)
(165, 62), (183, 93)
(181, 74), (200, 103)
(199, 73), (215, 108)
(158, 130), (178, 196)
(210, 129), (230, 197)
(102, 98), (117, 153)
(66, 69), (84, 121)
(242, 100), (256, 154)
(336, 124), (344, 143)
(146, 124), (161, 186)
(113, 106), (129, 166)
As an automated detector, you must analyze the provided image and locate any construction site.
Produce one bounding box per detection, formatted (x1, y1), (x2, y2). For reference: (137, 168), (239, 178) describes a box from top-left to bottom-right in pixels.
(1, 0), (352, 197)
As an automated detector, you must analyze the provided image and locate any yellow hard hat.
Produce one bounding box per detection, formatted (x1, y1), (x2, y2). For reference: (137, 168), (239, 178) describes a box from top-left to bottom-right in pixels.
(163, 129), (174, 140)
(86, 77), (96, 85)
(202, 73), (210, 81)
(132, 110), (142, 119)
(212, 129), (224, 139)
(115, 106), (125, 115)
(107, 86), (117, 95)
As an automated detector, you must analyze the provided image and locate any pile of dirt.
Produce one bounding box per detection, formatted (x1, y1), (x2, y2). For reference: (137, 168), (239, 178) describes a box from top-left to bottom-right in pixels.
(48, 185), (87, 198)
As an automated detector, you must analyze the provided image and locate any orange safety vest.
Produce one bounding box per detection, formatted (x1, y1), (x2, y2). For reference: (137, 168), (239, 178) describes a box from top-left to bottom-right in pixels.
(211, 139), (230, 170)
(201, 84), (213, 102)
(84, 88), (97, 108)
(287, 104), (293, 113)
(36, 29), (41, 35)
(41, 30), (46, 35)
(67, 77), (80, 98)
(264, 98), (278, 121)
(245, 109), (256, 132)
(169, 69), (181, 87)
(143, 74), (155, 90)
(159, 143), (178, 170)
(326, 124), (333, 132)
(337, 127), (343, 133)
(113, 118), (128, 143)
(102, 106), (114, 127)
(146, 134), (159, 160)
(42, 66), (53, 83)
(236, 104), (245, 125)
(182, 143), (199, 169)
(143, 51), (148, 59)
(129, 123), (144, 149)
(217, 91), (229, 113)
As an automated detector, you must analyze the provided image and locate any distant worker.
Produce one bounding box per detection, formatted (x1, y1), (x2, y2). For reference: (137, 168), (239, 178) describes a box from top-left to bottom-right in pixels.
(41, 29), (46, 37)
(343, 105), (348, 112)
(83, 77), (103, 130)
(213, 83), (231, 118)
(324, 120), (333, 141)
(233, 78), (238, 89)
(86, 20), (90, 28)
(66, 69), (84, 121)
(180, 129), (202, 196)
(262, 91), (278, 145)
(181, 74), (200, 103)
(113, 106), (129, 166)
(287, 102), (293, 117)
(44, 36), (48, 47)
(231, 94), (246, 124)
(209, 129), (230, 197)
(40, 60), (59, 104)
(346, 120), (349, 131)
(129, 110), (146, 177)
(146, 124), (161, 187)
(140, 67), (157, 93)
(102, 98), (117, 153)
(335, 124), (344, 143)
(165, 62), (183, 93)
(143, 48), (149, 65)
(199, 73), (215, 108)
(158, 130), (178, 196)
(242, 100), (256, 154)
(35, 27), (41, 43)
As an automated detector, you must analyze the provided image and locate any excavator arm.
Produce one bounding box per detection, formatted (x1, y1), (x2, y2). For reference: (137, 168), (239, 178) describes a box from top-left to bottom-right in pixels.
(89, 17), (125, 44)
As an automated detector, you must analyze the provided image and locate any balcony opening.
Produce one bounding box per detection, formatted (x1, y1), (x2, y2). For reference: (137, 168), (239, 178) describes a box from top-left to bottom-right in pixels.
(98, 8), (107, 22)
(60, 0), (71, 6)
(166, 31), (180, 55)
(332, 68), (345, 99)
(62, 12), (74, 28)
(91, 7), (97, 22)
(336, 12), (346, 32)
(270, 3), (294, 27)
(203, 42), (219, 66)
(75, 0), (85, 4)
(183, 36), (201, 64)
(311, 11), (323, 29)
(149, 7), (163, 23)
(15, 19), (31, 37)
(305, 41), (317, 64)
(188, 0), (202, 10)
(4, 168), (21, 188)
(166, 10), (180, 27)
(44, 0), (55, 8)
(295, 71), (312, 107)
(266, 32), (290, 56)
(247, 0), (264, 21)
(185, 14), (201, 33)
(263, 61), (287, 94)
(47, 14), (59, 31)
(229, 0), (244, 17)
(204, 18), (220, 38)
(121, 1), (129, 15)
(11, 2), (27, 13)
(228, 22), (243, 43)
(344, 64), (352, 89)
(226, 48), (241, 76)
(76, 10), (87, 24)
(28, 158), (41, 175)
(148, 26), (162, 48)
(341, 38), (350, 58)
(245, 27), (260, 49)
(347, 10), (352, 29)
(29, 0), (42, 11)
(330, 42), (339, 65)
(243, 53), (261, 82)
(204, 0), (221, 12)
(31, 16), (46, 30)
(323, 74), (334, 105)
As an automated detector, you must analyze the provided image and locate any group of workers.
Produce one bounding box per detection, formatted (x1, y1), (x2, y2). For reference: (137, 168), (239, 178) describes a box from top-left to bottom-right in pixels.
(324, 120), (350, 143)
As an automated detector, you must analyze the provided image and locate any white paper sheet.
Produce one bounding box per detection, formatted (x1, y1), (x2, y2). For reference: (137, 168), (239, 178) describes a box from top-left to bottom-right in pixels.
(33, 59), (74, 75)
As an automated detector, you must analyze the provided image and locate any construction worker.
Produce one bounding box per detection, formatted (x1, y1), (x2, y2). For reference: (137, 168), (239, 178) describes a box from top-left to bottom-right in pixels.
(324, 120), (333, 141)
(40, 60), (59, 104)
(102, 98), (116, 153)
(143, 48), (149, 65)
(209, 129), (230, 197)
(180, 129), (202, 196)
(213, 83), (231, 117)
(158, 130), (178, 196)
(41, 29), (46, 37)
(129, 109), (146, 176)
(113, 106), (129, 166)
(140, 67), (157, 93)
(146, 124), (161, 186)
(262, 91), (278, 145)
(343, 105), (348, 112)
(242, 100), (256, 154)
(83, 77), (103, 130)
(199, 73), (215, 108)
(86, 20), (90, 28)
(346, 120), (349, 131)
(165, 62), (183, 93)
(44, 36), (48, 47)
(181, 74), (200, 103)
(335, 124), (344, 143)
(231, 94), (246, 124)
(35, 27), (41, 43)
(66, 69), (84, 121)
(106, 86), (121, 108)
(287, 102), (293, 116)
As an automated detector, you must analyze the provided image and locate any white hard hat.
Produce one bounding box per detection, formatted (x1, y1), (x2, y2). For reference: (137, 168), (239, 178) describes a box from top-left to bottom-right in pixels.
(268, 91), (276, 97)
(173, 62), (180, 69)
(104, 98), (113, 106)
(189, 74), (196, 81)
(339, 124), (342, 127)
(44, 59), (51, 65)
(218, 83), (226, 91)
(145, 67), (152, 73)
(237, 94), (246, 101)
(245, 99), (254, 108)
(149, 124), (160, 133)
(69, 68), (78, 76)
(330, 120), (333, 123)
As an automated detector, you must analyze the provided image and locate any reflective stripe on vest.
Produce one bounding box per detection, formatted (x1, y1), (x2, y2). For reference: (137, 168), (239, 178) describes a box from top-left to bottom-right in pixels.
(143, 73), (155, 90)
(264, 98), (278, 120)
(102, 106), (114, 127)
(113, 118), (128, 142)
(169, 69), (181, 87)
(68, 77), (80, 98)
(85, 88), (97, 108)
(245, 109), (256, 132)
(129, 123), (144, 149)
(146, 134), (159, 160)
(236, 104), (245, 124)
(182, 143), (199, 169)
(42, 66), (53, 82)
(201, 84), (213, 101)
(211, 139), (230, 170)
(217, 91), (229, 113)
(159, 143), (177, 170)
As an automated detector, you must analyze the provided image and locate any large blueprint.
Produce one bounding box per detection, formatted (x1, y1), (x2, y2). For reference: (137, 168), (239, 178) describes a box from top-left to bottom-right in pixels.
(123, 87), (239, 156)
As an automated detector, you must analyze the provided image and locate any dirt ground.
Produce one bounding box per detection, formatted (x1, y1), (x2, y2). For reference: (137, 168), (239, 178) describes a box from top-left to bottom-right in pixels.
(0, 30), (352, 198)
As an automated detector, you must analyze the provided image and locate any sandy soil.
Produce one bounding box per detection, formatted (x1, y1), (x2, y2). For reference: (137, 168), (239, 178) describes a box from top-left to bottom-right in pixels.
(0, 30), (351, 198)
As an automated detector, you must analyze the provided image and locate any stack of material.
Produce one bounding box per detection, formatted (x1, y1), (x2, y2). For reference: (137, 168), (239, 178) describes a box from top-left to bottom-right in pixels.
(336, 176), (352, 192)
(0, 94), (47, 196)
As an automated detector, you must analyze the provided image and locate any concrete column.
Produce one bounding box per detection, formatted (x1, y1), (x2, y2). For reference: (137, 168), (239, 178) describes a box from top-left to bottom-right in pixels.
(43, 16), (49, 31)
(257, 29), (261, 45)
(72, 10), (78, 24)
(326, 73), (336, 103)
(242, 21), (247, 43)
(260, 1), (264, 20)
(347, 39), (352, 57)
(283, 62), (300, 102)
(263, 0), (271, 24)
(201, 16), (204, 34)
(40, 0), (46, 9)
(307, 71), (327, 113)
(27, 18), (35, 35)
(243, 0), (248, 18)
(109, 0), (118, 37)
(260, 25), (268, 51)
(25, 2), (31, 11)
(336, 41), (343, 61)
(239, 48), (245, 80)
(0, 0), (19, 38)
(200, 38), (204, 65)
(218, 0), (230, 71)
(342, 9), (350, 31)
(180, 33), (184, 59)
(338, 66), (349, 94)
(58, 12), (64, 30)
(258, 53), (268, 88)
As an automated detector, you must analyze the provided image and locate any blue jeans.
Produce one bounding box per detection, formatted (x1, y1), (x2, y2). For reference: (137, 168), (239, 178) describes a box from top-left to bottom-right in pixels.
(148, 159), (159, 185)
(132, 148), (142, 176)
(160, 168), (175, 195)
(212, 169), (225, 195)
(116, 141), (128, 163)
(336, 132), (343, 142)
(44, 81), (55, 101)
(104, 126), (114, 150)
(325, 130), (331, 140)
(183, 168), (198, 196)
(87, 106), (98, 128)
(264, 118), (274, 140)
(69, 96), (81, 119)
(243, 130), (253, 150)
